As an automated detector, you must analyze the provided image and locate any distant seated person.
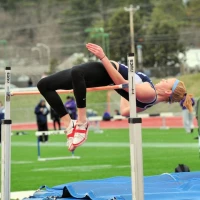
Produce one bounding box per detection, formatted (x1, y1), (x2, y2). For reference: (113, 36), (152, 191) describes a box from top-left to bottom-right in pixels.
(102, 111), (112, 121)
(64, 96), (77, 120)
(114, 109), (120, 115)
(114, 109), (123, 120)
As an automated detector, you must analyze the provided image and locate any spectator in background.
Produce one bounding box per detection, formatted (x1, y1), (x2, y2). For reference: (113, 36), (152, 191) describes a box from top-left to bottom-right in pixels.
(50, 107), (61, 130)
(114, 109), (120, 115)
(114, 109), (122, 120)
(0, 101), (5, 143)
(180, 97), (195, 133)
(102, 110), (112, 121)
(64, 96), (77, 120)
(35, 99), (49, 142)
(87, 109), (97, 117)
(28, 77), (33, 87)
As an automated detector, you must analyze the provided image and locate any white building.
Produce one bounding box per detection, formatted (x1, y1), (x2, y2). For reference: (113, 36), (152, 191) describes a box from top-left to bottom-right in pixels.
(179, 49), (200, 70)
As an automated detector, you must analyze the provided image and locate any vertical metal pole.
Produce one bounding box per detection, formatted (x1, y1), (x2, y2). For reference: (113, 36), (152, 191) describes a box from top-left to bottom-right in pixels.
(137, 45), (143, 70)
(124, 5), (140, 53)
(127, 54), (144, 200)
(160, 116), (169, 130)
(107, 91), (111, 113)
(37, 137), (41, 160)
(47, 48), (51, 71)
(199, 133), (200, 158)
(1, 67), (12, 200)
(106, 34), (110, 58)
(129, 6), (134, 53)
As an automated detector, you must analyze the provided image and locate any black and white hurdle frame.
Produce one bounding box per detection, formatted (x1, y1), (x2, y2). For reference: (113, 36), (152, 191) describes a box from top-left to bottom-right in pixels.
(127, 53), (144, 200)
(1, 67), (12, 200)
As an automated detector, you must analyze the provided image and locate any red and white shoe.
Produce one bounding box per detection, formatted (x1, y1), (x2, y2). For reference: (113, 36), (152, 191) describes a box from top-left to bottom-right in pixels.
(72, 121), (89, 148)
(64, 120), (76, 151)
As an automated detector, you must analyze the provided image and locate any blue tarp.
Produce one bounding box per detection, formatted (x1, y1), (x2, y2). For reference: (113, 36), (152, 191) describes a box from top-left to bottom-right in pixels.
(23, 171), (200, 200)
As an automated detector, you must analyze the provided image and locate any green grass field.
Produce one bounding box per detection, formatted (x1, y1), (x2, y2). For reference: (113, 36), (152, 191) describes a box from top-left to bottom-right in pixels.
(0, 127), (200, 192)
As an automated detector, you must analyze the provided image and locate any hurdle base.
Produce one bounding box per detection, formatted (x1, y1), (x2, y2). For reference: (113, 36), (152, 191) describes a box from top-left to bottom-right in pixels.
(94, 130), (104, 134)
(160, 126), (169, 130)
(38, 156), (81, 161)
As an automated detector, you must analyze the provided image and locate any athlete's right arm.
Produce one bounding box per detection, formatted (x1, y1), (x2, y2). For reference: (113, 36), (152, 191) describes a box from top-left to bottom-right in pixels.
(86, 43), (128, 88)
(120, 97), (130, 116)
(100, 56), (128, 87)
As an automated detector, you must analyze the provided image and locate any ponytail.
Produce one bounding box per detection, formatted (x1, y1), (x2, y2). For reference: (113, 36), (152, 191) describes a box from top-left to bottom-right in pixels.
(183, 94), (194, 113)
(171, 80), (194, 113)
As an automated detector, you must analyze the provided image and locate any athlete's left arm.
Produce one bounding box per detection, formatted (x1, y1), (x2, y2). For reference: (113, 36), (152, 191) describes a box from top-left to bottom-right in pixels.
(120, 97), (145, 116)
(120, 83), (156, 116)
(135, 82), (156, 103)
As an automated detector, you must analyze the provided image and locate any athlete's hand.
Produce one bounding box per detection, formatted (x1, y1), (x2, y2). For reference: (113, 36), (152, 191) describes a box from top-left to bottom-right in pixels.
(86, 43), (105, 60)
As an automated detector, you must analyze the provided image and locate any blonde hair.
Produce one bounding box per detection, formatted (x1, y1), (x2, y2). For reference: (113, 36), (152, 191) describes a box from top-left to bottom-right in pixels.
(171, 81), (193, 112)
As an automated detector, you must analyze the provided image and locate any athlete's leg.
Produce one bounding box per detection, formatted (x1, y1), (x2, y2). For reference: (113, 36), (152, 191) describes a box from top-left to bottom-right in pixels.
(71, 62), (113, 121)
(70, 62), (114, 149)
(37, 62), (115, 150)
(37, 69), (73, 128)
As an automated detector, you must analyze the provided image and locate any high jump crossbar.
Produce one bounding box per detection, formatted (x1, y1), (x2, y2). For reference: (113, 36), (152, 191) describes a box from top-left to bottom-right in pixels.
(9, 84), (128, 96)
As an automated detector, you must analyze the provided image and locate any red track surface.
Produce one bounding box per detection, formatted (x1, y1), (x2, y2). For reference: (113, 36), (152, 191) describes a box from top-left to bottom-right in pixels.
(12, 116), (198, 130)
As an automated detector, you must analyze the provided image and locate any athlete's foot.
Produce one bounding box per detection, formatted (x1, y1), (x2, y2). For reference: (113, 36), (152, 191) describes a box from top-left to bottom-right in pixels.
(72, 120), (89, 149)
(64, 120), (76, 151)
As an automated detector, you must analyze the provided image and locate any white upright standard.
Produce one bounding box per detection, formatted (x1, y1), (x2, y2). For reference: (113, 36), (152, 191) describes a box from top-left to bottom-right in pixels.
(1, 67), (12, 200)
(127, 53), (144, 200)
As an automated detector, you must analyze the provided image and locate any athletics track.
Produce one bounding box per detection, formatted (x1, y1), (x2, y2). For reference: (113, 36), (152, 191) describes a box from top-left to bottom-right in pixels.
(12, 116), (198, 130)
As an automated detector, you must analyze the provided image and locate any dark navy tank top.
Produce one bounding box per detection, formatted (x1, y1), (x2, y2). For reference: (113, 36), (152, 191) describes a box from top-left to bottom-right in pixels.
(116, 63), (157, 109)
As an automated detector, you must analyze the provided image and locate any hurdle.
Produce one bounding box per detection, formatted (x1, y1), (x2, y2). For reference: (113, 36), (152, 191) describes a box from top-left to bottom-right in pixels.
(160, 112), (173, 129)
(35, 130), (80, 161)
(88, 116), (104, 133)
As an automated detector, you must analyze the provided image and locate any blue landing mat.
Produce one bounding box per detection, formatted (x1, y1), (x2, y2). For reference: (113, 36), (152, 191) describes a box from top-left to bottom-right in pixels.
(23, 171), (200, 200)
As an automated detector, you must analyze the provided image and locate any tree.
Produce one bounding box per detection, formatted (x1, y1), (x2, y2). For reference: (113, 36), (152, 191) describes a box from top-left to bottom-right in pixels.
(106, 9), (130, 61)
(106, 0), (153, 62)
(60, 0), (153, 57)
(0, 0), (17, 10)
(185, 0), (200, 27)
(60, 0), (100, 55)
(142, 0), (185, 76)
(49, 58), (59, 74)
(182, 0), (200, 47)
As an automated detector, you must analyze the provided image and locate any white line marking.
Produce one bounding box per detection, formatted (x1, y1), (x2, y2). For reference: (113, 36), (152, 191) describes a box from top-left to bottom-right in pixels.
(11, 161), (34, 164)
(0, 161), (34, 164)
(32, 165), (130, 172)
(11, 142), (199, 148)
(0, 190), (35, 200)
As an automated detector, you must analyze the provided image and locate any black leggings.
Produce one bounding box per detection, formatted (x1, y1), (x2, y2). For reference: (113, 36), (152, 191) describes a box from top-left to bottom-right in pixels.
(37, 62), (115, 118)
